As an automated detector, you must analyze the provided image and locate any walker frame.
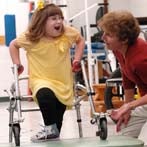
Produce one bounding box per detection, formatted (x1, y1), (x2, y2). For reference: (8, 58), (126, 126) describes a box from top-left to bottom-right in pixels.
(6, 58), (107, 146)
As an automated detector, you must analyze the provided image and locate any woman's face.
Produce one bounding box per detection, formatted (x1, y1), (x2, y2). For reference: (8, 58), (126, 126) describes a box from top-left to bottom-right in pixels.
(45, 14), (64, 38)
(102, 31), (123, 51)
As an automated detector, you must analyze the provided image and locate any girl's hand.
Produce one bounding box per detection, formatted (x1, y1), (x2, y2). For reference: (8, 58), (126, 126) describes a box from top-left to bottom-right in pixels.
(72, 60), (81, 72)
(17, 64), (24, 75)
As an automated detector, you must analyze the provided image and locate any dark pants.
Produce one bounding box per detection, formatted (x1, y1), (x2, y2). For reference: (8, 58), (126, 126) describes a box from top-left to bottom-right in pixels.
(36, 88), (66, 133)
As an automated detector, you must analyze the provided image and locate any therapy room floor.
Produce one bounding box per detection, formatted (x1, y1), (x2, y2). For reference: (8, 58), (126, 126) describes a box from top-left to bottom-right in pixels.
(0, 100), (147, 147)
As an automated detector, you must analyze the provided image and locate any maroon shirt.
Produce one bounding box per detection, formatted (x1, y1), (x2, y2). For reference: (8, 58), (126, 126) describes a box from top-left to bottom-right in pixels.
(113, 38), (147, 96)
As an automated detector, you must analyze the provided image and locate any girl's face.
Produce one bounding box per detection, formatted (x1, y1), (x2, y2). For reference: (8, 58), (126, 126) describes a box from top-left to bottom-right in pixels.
(45, 14), (64, 38)
(102, 31), (123, 51)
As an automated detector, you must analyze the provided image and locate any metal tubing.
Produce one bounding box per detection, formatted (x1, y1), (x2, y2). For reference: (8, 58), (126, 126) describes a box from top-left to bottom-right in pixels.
(75, 104), (83, 138)
(81, 60), (96, 114)
(13, 64), (23, 122)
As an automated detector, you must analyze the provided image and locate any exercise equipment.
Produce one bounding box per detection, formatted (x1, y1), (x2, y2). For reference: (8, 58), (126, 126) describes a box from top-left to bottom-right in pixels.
(70, 42), (106, 60)
(104, 68), (123, 109)
(71, 41), (111, 85)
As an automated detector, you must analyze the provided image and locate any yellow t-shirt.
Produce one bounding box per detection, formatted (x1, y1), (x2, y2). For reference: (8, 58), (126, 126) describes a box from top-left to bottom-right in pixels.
(16, 26), (80, 106)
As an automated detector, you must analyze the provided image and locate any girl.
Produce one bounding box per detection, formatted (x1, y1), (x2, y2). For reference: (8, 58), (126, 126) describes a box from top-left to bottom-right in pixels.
(9, 3), (85, 142)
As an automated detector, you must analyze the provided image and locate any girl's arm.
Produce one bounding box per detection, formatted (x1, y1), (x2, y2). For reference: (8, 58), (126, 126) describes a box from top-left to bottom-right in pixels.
(9, 39), (21, 65)
(73, 35), (85, 62)
(9, 39), (24, 74)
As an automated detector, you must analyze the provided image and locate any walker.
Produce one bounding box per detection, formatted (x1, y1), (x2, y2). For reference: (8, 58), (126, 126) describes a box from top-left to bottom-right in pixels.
(74, 58), (107, 139)
(6, 58), (108, 146)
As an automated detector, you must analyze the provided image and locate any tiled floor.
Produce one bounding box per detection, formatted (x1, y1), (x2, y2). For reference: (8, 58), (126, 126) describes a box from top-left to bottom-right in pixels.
(0, 100), (146, 146)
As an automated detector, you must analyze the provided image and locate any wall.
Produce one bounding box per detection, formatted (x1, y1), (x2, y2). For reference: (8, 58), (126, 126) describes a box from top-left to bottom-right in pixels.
(130, 0), (147, 17)
(0, 0), (29, 97)
(68, 0), (103, 38)
(109, 0), (147, 17)
(109, 0), (130, 11)
(0, 45), (28, 97)
(1, 0), (147, 37)
(0, 0), (29, 36)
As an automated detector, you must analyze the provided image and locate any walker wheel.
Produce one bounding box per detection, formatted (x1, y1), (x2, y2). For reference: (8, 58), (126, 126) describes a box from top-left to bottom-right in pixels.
(12, 123), (21, 146)
(99, 117), (107, 140)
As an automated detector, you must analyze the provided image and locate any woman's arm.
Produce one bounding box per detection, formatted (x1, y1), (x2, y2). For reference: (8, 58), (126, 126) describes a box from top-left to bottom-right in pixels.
(124, 88), (135, 103)
(111, 94), (147, 121)
(128, 94), (147, 110)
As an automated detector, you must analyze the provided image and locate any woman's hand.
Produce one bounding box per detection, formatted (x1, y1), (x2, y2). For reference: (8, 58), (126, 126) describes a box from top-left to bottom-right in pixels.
(110, 103), (131, 121)
(115, 111), (131, 132)
(110, 103), (132, 131)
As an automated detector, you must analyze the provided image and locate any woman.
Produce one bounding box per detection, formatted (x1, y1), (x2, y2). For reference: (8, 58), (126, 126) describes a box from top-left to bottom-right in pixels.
(98, 10), (147, 138)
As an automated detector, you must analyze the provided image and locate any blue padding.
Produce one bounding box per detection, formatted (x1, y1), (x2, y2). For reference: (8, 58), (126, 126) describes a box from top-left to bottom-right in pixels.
(85, 42), (104, 49)
(4, 15), (16, 46)
(70, 42), (106, 60)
